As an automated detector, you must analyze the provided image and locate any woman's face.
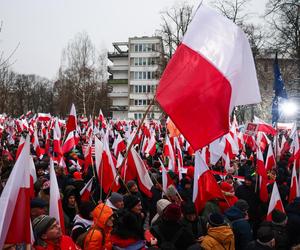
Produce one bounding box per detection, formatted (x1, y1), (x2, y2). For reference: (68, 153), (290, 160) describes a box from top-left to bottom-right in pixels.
(68, 195), (76, 207)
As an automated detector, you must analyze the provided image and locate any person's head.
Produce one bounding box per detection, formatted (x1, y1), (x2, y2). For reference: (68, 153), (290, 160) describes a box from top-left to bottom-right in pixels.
(78, 201), (96, 220)
(182, 202), (197, 222)
(162, 203), (182, 222)
(33, 215), (61, 244)
(92, 203), (114, 229)
(30, 198), (48, 220)
(127, 180), (139, 193)
(41, 180), (50, 195)
(68, 195), (76, 207)
(256, 226), (275, 248)
(207, 213), (225, 228)
(181, 177), (192, 190)
(271, 209), (287, 226)
(165, 185), (180, 203)
(109, 192), (124, 209)
(234, 199), (249, 219)
(124, 195), (142, 214)
(225, 174), (234, 185)
(244, 175), (253, 187)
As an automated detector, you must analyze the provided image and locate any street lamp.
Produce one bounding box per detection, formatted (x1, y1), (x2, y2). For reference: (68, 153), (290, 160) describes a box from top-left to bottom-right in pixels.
(281, 100), (298, 117)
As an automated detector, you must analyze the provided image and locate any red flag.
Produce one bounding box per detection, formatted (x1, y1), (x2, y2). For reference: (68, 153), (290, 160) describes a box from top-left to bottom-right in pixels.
(193, 151), (224, 213)
(49, 159), (65, 234)
(267, 182), (285, 221)
(0, 135), (31, 248)
(265, 144), (276, 171)
(65, 103), (77, 135)
(80, 178), (93, 202)
(62, 132), (76, 154)
(256, 148), (269, 203)
(289, 162), (299, 203)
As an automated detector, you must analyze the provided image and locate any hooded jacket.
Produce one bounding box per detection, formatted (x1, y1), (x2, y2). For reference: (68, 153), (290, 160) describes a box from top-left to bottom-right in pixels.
(225, 206), (252, 250)
(201, 225), (235, 250)
(84, 203), (113, 250)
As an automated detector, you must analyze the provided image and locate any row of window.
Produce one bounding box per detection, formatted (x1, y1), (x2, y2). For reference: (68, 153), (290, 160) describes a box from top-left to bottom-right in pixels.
(133, 43), (157, 52)
(132, 85), (156, 94)
(134, 113), (155, 119)
(132, 57), (158, 66)
(133, 99), (152, 106)
(132, 71), (157, 80)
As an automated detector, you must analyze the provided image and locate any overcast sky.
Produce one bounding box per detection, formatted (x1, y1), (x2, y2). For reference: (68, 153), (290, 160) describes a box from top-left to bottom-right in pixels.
(0, 0), (267, 79)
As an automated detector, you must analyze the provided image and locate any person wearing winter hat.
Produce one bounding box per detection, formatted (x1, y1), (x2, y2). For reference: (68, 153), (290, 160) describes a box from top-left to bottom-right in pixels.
(200, 213), (235, 250)
(32, 215), (77, 249)
(164, 184), (181, 205)
(219, 181), (238, 212)
(151, 199), (171, 226)
(246, 226), (275, 250)
(30, 197), (48, 220)
(259, 209), (290, 250)
(124, 194), (142, 214)
(150, 203), (196, 249)
(286, 197), (300, 246)
(106, 192), (124, 211)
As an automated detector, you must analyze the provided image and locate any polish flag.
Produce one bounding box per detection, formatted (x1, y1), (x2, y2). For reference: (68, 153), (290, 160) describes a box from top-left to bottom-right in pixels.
(267, 182), (285, 221)
(156, 5), (261, 150)
(209, 136), (226, 165)
(62, 132), (76, 154)
(98, 134), (120, 194)
(33, 130), (44, 159)
(126, 148), (154, 198)
(83, 141), (93, 174)
(145, 133), (156, 156)
(256, 148), (269, 203)
(164, 135), (176, 167)
(0, 135), (31, 248)
(253, 116), (277, 136)
(113, 133), (126, 157)
(37, 113), (51, 122)
(159, 159), (174, 193)
(265, 144), (276, 171)
(15, 136), (26, 160)
(193, 151), (224, 213)
(94, 136), (104, 179)
(49, 159), (65, 234)
(224, 153), (231, 172)
(29, 156), (37, 198)
(65, 104), (77, 135)
(80, 178), (94, 202)
(53, 128), (63, 161)
(289, 162), (299, 203)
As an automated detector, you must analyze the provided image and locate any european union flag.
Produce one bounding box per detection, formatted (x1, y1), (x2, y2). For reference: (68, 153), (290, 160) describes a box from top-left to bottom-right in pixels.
(272, 53), (288, 125)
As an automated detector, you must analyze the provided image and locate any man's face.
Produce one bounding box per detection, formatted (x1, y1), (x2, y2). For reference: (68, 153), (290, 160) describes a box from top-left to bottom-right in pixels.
(42, 221), (62, 242)
(131, 201), (142, 214)
(114, 200), (124, 209)
(68, 195), (76, 207)
(245, 180), (252, 187)
(130, 184), (139, 193)
(186, 213), (197, 222)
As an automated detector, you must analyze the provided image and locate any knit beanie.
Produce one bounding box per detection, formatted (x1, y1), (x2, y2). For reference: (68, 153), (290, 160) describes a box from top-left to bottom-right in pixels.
(271, 209), (287, 225)
(156, 199), (171, 216)
(32, 215), (56, 239)
(207, 213), (225, 227)
(109, 192), (124, 206)
(234, 199), (249, 213)
(124, 195), (141, 210)
(257, 226), (274, 243)
(162, 203), (182, 222)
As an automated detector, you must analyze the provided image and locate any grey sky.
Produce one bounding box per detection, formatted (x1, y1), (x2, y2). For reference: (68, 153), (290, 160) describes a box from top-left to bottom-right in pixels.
(0, 0), (267, 79)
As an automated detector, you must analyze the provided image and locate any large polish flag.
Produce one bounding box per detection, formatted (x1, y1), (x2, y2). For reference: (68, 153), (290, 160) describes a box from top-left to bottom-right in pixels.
(267, 182), (285, 221)
(0, 135), (31, 249)
(156, 5), (261, 150)
(65, 103), (77, 135)
(49, 159), (65, 234)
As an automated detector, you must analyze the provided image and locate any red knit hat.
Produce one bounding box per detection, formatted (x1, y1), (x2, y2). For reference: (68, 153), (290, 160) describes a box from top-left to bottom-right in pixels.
(162, 203), (182, 222)
(220, 182), (234, 193)
(73, 171), (82, 180)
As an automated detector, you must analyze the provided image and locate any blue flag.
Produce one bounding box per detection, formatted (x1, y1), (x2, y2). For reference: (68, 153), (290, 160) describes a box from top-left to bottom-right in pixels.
(272, 53), (288, 125)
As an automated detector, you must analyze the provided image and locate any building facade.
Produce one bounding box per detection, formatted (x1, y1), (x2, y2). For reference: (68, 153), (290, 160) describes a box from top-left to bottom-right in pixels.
(108, 36), (164, 120)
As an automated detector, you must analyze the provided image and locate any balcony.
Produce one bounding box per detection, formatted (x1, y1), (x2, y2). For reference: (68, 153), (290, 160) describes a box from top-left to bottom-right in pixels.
(111, 105), (128, 111)
(108, 79), (128, 85)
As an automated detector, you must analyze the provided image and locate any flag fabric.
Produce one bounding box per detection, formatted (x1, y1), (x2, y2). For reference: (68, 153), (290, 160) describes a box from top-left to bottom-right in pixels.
(272, 53), (288, 125)
(15, 136), (26, 160)
(49, 159), (65, 234)
(62, 132), (76, 154)
(256, 148), (269, 203)
(267, 182), (285, 221)
(289, 162), (299, 203)
(193, 151), (224, 213)
(265, 144), (276, 171)
(156, 5), (261, 150)
(80, 178), (94, 202)
(159, 159), (174, 192)
(66, 104), (77, 135)
(0, 135), (31, 249)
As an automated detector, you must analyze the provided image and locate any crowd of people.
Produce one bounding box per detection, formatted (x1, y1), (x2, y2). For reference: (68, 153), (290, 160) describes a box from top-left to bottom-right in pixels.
(0, 112), (300, 250)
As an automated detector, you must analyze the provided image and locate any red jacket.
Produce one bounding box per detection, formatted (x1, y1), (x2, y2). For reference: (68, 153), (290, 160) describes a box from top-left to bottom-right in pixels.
(34, 235), (79, 250)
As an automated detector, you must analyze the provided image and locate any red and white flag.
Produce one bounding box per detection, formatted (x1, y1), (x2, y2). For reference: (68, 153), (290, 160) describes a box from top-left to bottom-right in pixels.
(0, 135), (31, 249)
(256, 148), (269, 203)
(267, 182), (285, 221)
(33, 129), (44, 159)
(193, 150), (224, 213)
(156, 5), (261, 150)
(15, 136), (26, 160)
(159, 159), (173, 192)
(265, 144), (276, 171)
(253, 116), (277, 136)
(49, 159), (65, 234)
(289, 162), (299, 203)
(80, 178), (93, 202)
(62, 132), (76, 154)
(37, 113), (51, 122)
(65, 103), (77, 135)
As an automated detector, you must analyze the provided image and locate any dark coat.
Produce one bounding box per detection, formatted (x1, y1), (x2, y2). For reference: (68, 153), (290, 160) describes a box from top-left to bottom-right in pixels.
(150, 219), (196, 250)
(225, 206), (252, 250)
(180, 216), (207, 239)
(245, 241), (273, 250)
(286, 200), (300, 246)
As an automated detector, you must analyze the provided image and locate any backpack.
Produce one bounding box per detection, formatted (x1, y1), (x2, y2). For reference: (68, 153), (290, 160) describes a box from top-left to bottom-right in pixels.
(152, 226), (184, 250)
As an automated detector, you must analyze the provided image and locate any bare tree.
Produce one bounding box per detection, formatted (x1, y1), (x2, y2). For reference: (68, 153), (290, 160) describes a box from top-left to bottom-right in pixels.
(54, 32), (109, 116)
(265, 0), (300, 77)
(157, 3), (194, 60)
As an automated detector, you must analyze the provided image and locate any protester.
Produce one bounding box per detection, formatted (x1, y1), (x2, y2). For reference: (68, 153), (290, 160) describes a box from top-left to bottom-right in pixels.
(106, 192), (124, 211)
(30, 197), (48, 220)
(32, 215), (77, 249)
(246, 226), (275, 250)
